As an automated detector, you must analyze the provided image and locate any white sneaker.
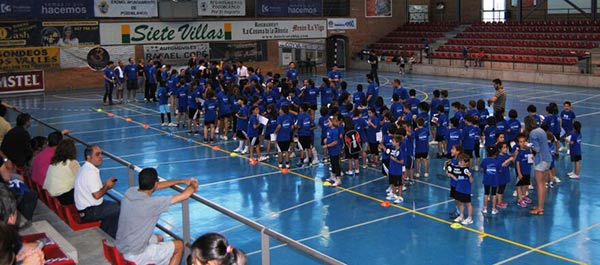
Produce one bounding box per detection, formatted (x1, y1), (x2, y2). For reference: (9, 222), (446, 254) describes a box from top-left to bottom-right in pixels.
(161, 123), (167, 126)
(394, 196), (404, 204)
(482, 208), (488, 214)
(354, 169), (360, 174)
(332, 179), (341, 186)
(553, 176), (561, 183)
(567, 172), (575, 176)
(454, 215), (464, 222)
(512, 190), (517, 197)
(415, 173), (421, 178)
(491, 208), (499, 215)
(385, 187), (391, 193)
(528, 185), (534, 190)
(345, 170), (354, 175)
(168, 122), (177, 127)
(569, 174), (580, 179)
(559, 146), (566, 152)
(386, 194), (396, 201)
(473, 165), (479, 171)
(259, 155), (269, 162)
(566, 149), (570, 155)
(233, 147), (242, 153)
(362, 164), (368, 169)
(241, 147), (248, 154)
(424, 173), (429, 177)
(222, 135), (228, 140)
(290, 152), (296, 158)
(461, 217), (473, 225)
(402, 186), (407, 191)
(312, 159), (320, 165)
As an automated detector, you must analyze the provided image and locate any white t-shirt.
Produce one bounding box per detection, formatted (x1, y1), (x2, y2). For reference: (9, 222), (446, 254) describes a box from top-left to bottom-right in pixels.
(237, 66), (248, 79)
(74, 161), (103, 210)
(44, 159), (80, 197)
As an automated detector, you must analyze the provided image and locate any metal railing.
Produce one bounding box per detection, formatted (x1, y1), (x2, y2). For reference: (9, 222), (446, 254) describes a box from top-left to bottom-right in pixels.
(24, 110), (345, 265)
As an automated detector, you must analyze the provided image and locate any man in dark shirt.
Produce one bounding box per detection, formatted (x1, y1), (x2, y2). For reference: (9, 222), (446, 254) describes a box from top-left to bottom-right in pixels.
(0, 113), (32, 168)
(367, 50), (380, 86)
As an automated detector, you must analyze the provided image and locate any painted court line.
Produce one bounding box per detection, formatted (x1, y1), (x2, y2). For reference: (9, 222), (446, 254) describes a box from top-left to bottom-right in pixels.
(99, 155), (233, 171)
(91, 133), (164, 144)
(245, 199), (454, 257)
(119, 145), (203, 158)
(576, 110), (600, 118)
(199, 171), (283, 187)
(493, 222), (600, 265)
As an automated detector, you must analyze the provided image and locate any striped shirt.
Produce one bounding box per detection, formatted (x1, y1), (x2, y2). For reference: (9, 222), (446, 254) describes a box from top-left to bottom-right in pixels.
(493, 88), (506, 113)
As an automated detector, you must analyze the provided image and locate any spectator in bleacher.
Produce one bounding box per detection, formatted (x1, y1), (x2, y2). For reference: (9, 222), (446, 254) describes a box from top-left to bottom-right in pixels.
(116, 168), (198, 265)
(189, 233), (247, 265)
(74, 145), (119, 238)
(1, 156), (37, 227)
(0, 184), (44, 265)
(475, 48), (485, 67)
(367, 50), (380, 86)
(30, 131), (63, 187)
(44, 139), (79, 205)
(487, 79), (507, 114)
(0, 113), (33, 170)
(0, 105), (11, 145)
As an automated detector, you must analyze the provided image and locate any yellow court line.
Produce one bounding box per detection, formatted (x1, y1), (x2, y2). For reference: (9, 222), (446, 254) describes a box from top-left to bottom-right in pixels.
(95, 108), (587, 265)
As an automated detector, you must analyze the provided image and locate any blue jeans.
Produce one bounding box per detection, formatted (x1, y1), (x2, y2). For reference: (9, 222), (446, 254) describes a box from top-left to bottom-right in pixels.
(81, 201), (120, 238)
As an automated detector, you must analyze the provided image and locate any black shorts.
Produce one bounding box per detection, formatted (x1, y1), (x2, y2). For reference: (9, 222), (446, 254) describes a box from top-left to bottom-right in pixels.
(415, 152), (428, 159)
(126, 79), (138, 90)
(516, 174), (531, 186)
(405, 156), (414, 169)
(310, 104), (318, 111)
(277, 141), (291, 152)
(382, 159), (390, 176)
(497, 184), (506, 195)
(570, 155), (582, 162)
(449, 186), (456, 199)
(219, 113), (232, 119)
(188, 108), (198, 119)
(250, 136), (260, 146)
(454, 191), (471, 203)
(553, 133), (560, 141)
(204, 120), (215, 126)
(330, 155), (341, 176)
(236, 130), (248, 140)
(474, 143), (481, 158)
(321, 137), (327, 146)
(346, 150), (359, 159)
(483, 185), (497, 196)
(298, 136), (312, 150)
(389, 174), (403, 186)
(369, 143), (379, 155)
(435, 134), (445, 142)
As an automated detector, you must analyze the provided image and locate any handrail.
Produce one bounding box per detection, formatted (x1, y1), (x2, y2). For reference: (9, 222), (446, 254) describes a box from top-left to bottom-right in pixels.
(22, 110), (345, 265)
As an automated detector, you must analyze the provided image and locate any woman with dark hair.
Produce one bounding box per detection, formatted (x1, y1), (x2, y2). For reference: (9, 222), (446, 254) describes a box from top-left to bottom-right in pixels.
(523, 115), (552, 215)
(189, 233), (246, 265)
(43, 139), (79, 205)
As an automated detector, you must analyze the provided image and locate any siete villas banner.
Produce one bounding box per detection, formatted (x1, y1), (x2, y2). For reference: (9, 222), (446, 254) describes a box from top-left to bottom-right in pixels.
(100, 20), (326, 45)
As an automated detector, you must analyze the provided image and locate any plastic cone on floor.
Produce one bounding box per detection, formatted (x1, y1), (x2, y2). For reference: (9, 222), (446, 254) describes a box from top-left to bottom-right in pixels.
(125, 118), (132, 122)
(281, 168), (290, 174)
(212, 146), (220, 151)
(143, 124), (150, 129)
(380, 201), (391, 207)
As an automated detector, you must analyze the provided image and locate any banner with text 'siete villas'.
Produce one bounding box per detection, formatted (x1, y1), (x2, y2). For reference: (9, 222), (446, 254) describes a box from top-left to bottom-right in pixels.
(100, 20), (327, 45)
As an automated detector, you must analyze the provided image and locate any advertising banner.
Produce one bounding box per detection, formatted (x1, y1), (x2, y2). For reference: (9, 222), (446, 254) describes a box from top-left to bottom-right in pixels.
(198, 0), (245, 16)
(327, 18), (357, 30)
(144, 44), (210, 67)
(231, 20), (326, 40)
(100, 22), (228, 45)
(39, 0), (93, 18)
(0, 47), (60, 71)
(94, 0), (158, 18)
(41, 21), (100, 47)
(366, 0), (392, 17)
(0, 22), (41, 47)
(0, 0), (35, 18)
(0, 70), (44, 94)
(210, 41), (267, 62)
(60, 45), (134, 69)
(256, 0), (322, 17)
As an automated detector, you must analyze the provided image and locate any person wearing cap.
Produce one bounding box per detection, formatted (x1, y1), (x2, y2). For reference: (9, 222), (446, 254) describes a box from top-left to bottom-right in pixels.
(116, 168), (198, 265)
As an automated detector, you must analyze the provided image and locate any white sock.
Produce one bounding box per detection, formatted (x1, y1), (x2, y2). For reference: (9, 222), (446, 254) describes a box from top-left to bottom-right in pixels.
(238, 141), (244, 149)
(312, 147), (318, 160)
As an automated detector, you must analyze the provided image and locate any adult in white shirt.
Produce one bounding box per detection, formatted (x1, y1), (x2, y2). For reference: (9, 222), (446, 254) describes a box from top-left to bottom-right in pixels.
(44, 139), (80, 205)
(237, 61), (249, 88)
(74, 145), (119, 238)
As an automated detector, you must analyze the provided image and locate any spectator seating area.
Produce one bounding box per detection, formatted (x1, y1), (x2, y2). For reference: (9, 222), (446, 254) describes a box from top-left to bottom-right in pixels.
(22, 233), (76, 265)
(430, 20), (598, 65)
(368, 22), (459, 58)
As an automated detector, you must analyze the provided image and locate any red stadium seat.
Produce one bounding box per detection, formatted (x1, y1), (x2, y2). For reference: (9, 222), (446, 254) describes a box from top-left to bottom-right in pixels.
(64, 204), (101, 231)
(102, 239), (137, 265)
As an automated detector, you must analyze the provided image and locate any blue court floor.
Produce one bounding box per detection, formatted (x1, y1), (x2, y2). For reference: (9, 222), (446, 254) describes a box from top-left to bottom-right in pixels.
(9, 70), (600, 264)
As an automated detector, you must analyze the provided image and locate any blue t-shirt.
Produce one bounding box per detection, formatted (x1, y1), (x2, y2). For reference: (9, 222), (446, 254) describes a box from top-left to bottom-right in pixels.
(327, 70), (342, 81)
(406, 98), (420, 115)
(236, 105), (249, 131)
(156, 86), (169, 105)
(478, 109), (490, 126)
(353, 117), (368, 144)
(103, 68), (114, 86)
(285, 69), (298, 82)
(497, 153), (511, 185)
(404, 134), (415, 157)
(480, 157), (501, 186)
(462, 125), (480, 150)
(318, 116), (328, 139)
(543, 114), (561, 135)
(390, 102), (403, 121)
(304, 86), (319, 105)
(353, 91), (365, 107)
(296, 112), (313, 136)
(326, 126), (342, 156)
(276, 114), (293, 141)
(484, 126), (498, 147)
(366, 82), (379, 107)
(446, 127), (461, 154)
(381, 135), (394, 160)
(417, 112), (430, 128)
(515, 148), (533, 176)
(433, 113), (448, 136)
(203, 99), (218, 122)
(560, 110), (576, 132)
(147, 66), (157, 84)
(177, 86), (188, 108)
(507, 118), (521, 142)
(389, 148), (405, 176)
(247, 115), (261, 138)
(367, 116), (380, 143)
(393, 87), (409, 102)
(186, 89), (198, 108)
(217, 91), (231, 115)
(569, 131), (582, 156)
(124, 64), (137, 80)
(448, 165), (472, 194)
(415, 127), (430, 154)
(430, 98), (441, 116)
(265, 113), (278, 135)
(320, 84), (334, 106)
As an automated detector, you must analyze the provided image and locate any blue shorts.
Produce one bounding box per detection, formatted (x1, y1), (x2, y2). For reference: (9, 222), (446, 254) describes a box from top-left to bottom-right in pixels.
(159, 105), (169, 114)
(178, 104), (186, 113)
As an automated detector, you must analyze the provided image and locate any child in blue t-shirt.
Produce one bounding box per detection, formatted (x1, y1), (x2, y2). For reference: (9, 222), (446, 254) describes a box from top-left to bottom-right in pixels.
(247, 106), (263, 163)
(324, 115), (343, 186)
(568, 121), (582, 179)
(496, 142), (514, 209)
(432, 104), (448, 158)
(414, 118), (430, 178)
(176, 80), (188, 127)
(515, 134), (533, 208)
(560, 101), (576, 152)
(318, 106), (330, 163)
(447, 153), (474, 225)
(202, 89), (218, 143)
(366, 108), (381, 167)
(156, 81), (173, 126)
(445, 144), (463, 219)
(264, 104), (278, 160)
(275, 105), (293, 169)
(295, 103), (315, 167)
(352, 109), (369, 169)
(234, 97), (249, 154)
(480, 145), (501, 215)
(387, 135), (405, 204)
(446, 118), (461, 159)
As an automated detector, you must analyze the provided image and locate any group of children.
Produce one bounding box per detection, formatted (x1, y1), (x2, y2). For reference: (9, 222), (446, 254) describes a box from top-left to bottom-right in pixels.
(148, 60), (583, 223)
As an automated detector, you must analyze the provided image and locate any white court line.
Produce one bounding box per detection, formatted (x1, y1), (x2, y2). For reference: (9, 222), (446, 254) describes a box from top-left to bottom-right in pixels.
(572, 94), (600, 104)
(493, 222), (600, 265)
(575, 110), (600, 118)
(119, 145), (203, 158)
(34, 112), (95, 121)
(519, 99), (600, 111)
(45, 116), (132, 125)
(245, 199), (454, 256)
(414, 178), (451, 191)
(219, 176), (387, 234)
(52, 95), (103, 102)
(99, 155), (233, 171)
(582, 143), (600, 148)
(91, 133), (164, 144)
(70, 124), (152, 135)
(200, 171), (284, 187)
